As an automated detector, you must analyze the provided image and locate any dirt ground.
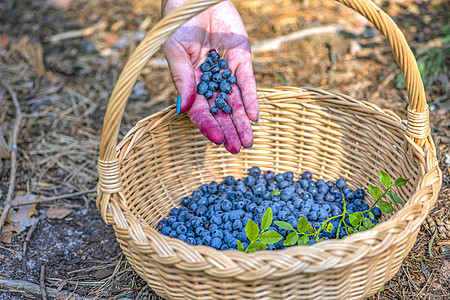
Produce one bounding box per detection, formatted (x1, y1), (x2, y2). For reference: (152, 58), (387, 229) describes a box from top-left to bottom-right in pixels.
(0, 0), (448, 299)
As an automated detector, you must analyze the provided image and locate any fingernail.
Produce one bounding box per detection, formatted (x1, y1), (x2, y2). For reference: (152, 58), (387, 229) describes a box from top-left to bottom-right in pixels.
(250, 117), (259, 125)
(244, 143), (253, 150)
(214, 139), (225, 146)
(231, 149), (240, 155)
(176, 95), (181, 115)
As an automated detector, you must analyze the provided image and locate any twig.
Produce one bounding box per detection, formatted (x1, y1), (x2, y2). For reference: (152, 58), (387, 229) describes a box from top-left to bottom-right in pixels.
(13, 190), (97, 207)
(0, 79), (22, 232)
(251, 24), (345, 52)
(47, 21), (107, 43)
(22, 219), (39, 268)
(40, 265), (47, 300)
(0, 279), (86, 299)
(428, 228), (438, 258)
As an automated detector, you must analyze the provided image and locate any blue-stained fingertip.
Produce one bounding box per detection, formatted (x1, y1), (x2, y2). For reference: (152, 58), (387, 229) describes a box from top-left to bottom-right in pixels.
(176, 95), (181, 115)
(250, 117), (259, 125)
(244, 143), (253, 149)
(214, 139), (225, 146)
(231, 150), (240, 155)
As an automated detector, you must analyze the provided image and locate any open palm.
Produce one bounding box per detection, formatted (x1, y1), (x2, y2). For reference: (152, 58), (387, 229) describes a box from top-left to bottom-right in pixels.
(162, 0), (258, 154)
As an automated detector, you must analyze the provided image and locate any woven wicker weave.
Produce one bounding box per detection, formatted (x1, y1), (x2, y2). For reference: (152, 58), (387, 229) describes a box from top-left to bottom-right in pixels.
(96, 0), (442, 299)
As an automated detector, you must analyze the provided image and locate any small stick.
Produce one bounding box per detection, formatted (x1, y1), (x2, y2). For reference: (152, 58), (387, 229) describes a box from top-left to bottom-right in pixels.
(12, 189), (97, 207)
(0, 79), (22, 232)
(40, 265), (47, 300)
(47, 21), (106, 43)
(22, 219), (39, 268)
(428, 228), (437, 258)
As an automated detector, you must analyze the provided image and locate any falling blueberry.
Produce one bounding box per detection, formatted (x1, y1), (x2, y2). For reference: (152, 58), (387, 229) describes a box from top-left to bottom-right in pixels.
(217, 92), (228, 101)
(215, 98), (226, 109)
(222, 104), (232, 114)
(210, 106), (219, 115)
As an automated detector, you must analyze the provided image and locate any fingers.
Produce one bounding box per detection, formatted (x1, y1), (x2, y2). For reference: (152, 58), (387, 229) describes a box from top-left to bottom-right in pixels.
(206, 96), (242, 154)
(162, 41), (196, 114)
(226, 85), (253, 149)
(187, 94), (224, 145)
(235, 60), (259, 122)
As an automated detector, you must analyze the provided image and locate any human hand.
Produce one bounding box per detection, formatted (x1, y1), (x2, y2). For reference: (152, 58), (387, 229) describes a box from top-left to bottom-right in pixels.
(161, 0), (258, 154)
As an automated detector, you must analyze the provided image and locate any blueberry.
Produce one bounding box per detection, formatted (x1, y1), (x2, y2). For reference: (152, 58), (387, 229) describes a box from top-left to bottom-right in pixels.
(169, 231), (177, 238)
(342, 186), (352, 195)
(249, 166), (261, 178)
(208, 50), (218, 57)
(222, 104), (232, 114)
(227, 76), (236, 85)
(274, 174), (284, 183)
(283, 171), (294, 181)
(181, 196), (191, 207)
(217, 92), (228, 101)
(215, 97), (226, 109)
(219, 80), (232, 94)
(218, 58), (228, 69)
(228, 238), (238, 249)
(277, 211), (288, 221)
(224, 176), (235, 186)
(161, 226), (172, 235)
(355, 189), (366, 199)
(211, 65), (220, 74)
(221, 200), (233, 212)
(222, 69), (231, 79)
(205, 57), (215, 66)
(302, 171), (313, 180)
(236, 231), (247, 242)
(212, 230), (224, 239)
(204, 90), (213, 99)
(197, 81), (208, 95)
(336, 178), (347, 190)
(210, 106), (219, 115)
(212, 73), (222, 83)
(200, 63), (211, 72)
(244, 176), (256, 187)
(211, 237), (223, 249)
(186, 237), (197, 245)
(233, 220), (243, 231)
(208, 81), (218, 92)
(201, 71), (212, 82)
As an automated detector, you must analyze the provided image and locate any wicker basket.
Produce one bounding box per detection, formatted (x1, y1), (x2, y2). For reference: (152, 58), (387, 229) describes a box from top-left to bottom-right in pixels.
(96, 0), (442, 299)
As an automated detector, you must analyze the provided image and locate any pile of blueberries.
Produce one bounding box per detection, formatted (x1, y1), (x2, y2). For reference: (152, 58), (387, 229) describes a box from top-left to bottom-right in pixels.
(196, 49), (236, 115)
(158, 167), (382, 251)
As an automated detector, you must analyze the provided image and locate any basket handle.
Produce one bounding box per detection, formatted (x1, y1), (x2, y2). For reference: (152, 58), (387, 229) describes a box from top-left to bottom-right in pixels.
(98, 0), (429, 163)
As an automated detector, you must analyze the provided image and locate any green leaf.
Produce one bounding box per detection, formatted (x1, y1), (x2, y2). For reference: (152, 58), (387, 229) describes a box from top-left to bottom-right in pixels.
(284, 232), (299, 246)
(326, 223), (334, 232)
(362, 218), (373, 228)
(271, 189), (281, 196)
(306, 223), (314, 234)
(394, 177), (409, 187)
(347, 227), (354, 234)
(237, 240), (244, 252)
(259, 230), (283, 244)
(387, 190), (405, 205)
(274, 221), (294, 231)
(247, 242), (267, 253)
(359, 226), (368, 231)
(379, 284), (385, 292)
(378, 170), (391, 187)
(349, 213), (362, 227)
(298, 235), (309, 246)
(368, 184), (382, 199)
(297, 216), (309, 233)
(369, 212), (375, 219)
(378, 201), (394, 214)
(261, 207), (273, 231)
(246, 219), (260, 242)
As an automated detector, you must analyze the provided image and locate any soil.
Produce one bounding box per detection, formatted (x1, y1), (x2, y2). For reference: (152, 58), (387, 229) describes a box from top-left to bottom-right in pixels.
(0, 0), (448, 299)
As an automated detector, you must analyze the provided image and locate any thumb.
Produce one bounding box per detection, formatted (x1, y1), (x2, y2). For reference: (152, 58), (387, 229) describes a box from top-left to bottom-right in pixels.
(162, 43), (196, 114)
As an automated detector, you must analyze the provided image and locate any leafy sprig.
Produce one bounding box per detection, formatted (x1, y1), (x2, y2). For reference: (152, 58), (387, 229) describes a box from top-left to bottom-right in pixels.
(238, 207), (283, 252)
(238, 170), (409, 252)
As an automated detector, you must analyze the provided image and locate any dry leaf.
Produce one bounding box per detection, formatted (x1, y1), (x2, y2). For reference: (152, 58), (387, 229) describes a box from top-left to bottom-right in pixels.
(4, 204), (38, 233)
(46, 206), (72, 219)
(0, 231), (13, 243)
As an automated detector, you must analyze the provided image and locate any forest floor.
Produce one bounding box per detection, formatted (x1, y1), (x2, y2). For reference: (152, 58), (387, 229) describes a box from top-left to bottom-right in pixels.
(0, 0), (448, 299)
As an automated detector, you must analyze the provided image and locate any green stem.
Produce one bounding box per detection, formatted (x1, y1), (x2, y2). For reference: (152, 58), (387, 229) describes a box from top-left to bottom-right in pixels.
(368, 183), (393, 211)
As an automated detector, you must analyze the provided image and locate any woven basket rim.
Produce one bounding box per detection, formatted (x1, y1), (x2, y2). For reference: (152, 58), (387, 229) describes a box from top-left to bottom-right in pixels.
(107, 87), (442, 273)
